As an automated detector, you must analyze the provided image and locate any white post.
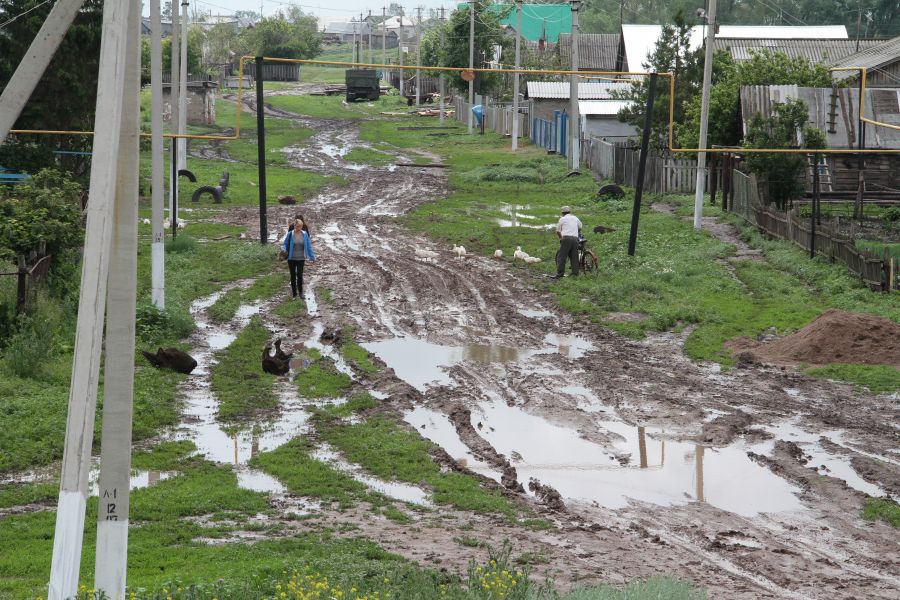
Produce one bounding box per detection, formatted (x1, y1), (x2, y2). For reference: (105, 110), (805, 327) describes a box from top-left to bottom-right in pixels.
(94, 0), (139, 591)
(439, 7), (445, 124)
(511, 0), (522, 150)
(568, 0), (581, 170)
(0, 0), (87, 141)
(368, 12), (373, 64)
(415, 6), (422, 107)
(382, 7), (387, 77)
(398, 12), (405, 98)
(177, 0), (189, 171)
(48, 0), (131, 592)
(693, 0), (717, 230)
(169, 4), (180, 221)
(468, 1), (475, 134)
(151, 0), (165, 308)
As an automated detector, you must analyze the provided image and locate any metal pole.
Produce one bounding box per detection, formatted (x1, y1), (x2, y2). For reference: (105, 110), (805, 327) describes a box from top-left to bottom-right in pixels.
(811, 151), (819, 259)
(415, 6), (422, 107)
(568, 0), (581, 170)
(177, 0), (188, 171)
(48, 0), (130, 593)
(0, 0), (87, 142)
(511, 0), (522, 151)
(439, 7), (445, 124)
(468, 1), (475, 134)
(627, 73), (657, 257)
(256, 56), (268, 245)
(169, 2), (180, 224)
(94, 0), (140, 594)
(171, 139), (178, 238)
(150, 0), (165, 308)
(692, 0), (717, 230)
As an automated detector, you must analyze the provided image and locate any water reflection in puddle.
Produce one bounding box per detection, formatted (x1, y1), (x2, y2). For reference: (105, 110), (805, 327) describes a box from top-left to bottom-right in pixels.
(403, 407), (501, 482)
(363, 333), (593, 392)
(471, 402), (804, 516)
(89, 470), (175, 497)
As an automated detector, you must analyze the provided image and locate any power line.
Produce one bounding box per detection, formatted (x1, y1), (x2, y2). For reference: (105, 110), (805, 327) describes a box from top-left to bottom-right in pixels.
(0, 0), (54, 31)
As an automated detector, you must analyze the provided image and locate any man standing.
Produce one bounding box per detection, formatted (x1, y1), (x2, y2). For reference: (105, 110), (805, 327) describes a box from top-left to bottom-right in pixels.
(553, 205), (582, 279)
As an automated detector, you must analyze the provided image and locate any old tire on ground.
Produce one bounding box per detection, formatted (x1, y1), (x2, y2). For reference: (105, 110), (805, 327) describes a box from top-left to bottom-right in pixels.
(191, 185), (223, 203)
(178, 169), (197, 182)
(597, 183), (625, 199)
(220, 171), (229, 189)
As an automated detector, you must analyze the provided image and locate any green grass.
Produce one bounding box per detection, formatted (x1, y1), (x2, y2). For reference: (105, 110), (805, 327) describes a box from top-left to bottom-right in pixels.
(806, 364), (900, 393)
(272, 297), (307, 318)
(861, 497), (900, 528)
(267, 93), (410, 120)
(131, 440), (197, 471)
(561, 577), (706, 600)
(0, 481), (57, 509)
(208, 273), (285, 322)
(210, 316), (278, 421)
(340, 341), (380, 375)
(316, 412), (519, 518)
(856, 239), (900, 262)
(295, 353), (352, 398)
(345, 146), (395, 166)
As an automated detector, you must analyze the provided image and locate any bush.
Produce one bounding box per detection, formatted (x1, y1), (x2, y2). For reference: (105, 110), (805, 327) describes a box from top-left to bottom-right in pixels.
(135, 301), (194, 344)
(165, 235), (197, 254)
(1, 292), (70, 380)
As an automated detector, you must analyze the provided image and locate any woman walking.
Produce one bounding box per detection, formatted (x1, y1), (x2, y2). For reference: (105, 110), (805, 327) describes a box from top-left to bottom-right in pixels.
(281, 215), (316, 298)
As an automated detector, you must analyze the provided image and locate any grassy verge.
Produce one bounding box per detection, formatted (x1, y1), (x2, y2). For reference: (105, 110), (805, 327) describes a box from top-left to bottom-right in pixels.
(208, 273), (285, 322)
(295, 349), (352, 398)
(210, 316), (278, 421)
(340, 341), (380, 375)
(862, 497), (900, 528)
(345, 146), (395, 166)
(805, 364), (900, 394)
(315, 410), (519, 519)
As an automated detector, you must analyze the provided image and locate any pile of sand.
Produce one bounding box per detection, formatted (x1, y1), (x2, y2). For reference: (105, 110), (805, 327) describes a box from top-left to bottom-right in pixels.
(726, 309), (900, 367)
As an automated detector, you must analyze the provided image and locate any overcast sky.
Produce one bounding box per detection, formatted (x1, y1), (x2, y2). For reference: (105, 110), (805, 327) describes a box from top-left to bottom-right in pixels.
(157, 0), (461, 24)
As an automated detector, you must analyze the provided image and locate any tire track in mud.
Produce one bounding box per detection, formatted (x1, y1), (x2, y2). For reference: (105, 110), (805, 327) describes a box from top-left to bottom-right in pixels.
(224, 87), (899, 599)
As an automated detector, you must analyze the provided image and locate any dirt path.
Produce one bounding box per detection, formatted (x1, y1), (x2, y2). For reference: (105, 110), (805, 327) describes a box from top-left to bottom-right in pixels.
(209, 91), (900, 598)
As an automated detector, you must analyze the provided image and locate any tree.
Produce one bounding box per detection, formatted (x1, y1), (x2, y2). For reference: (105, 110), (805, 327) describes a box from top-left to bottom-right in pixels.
(677, 50), (831, 150)
(420, 3), (511, 97)
(140, 25), (204, 84)
(0, 0), (102, 174)
(615, 12), (704, 151)
(239, 9), (321, 59)
(744, 98), (826, 209)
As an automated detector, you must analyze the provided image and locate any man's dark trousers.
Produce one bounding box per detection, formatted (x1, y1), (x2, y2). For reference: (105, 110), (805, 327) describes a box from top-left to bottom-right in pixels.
(556, 236), (579, 277)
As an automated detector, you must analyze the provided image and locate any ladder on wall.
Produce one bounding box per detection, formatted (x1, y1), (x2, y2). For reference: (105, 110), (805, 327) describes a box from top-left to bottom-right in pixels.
(807, 154), (833, 192)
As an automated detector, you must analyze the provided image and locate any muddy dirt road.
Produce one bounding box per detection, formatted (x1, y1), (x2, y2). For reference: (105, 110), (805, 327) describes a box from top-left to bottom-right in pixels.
(198, 89), (900, 599)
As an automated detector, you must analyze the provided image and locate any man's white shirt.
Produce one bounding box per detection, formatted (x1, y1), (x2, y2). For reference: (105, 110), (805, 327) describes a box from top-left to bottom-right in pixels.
(557, 214), (582, 237)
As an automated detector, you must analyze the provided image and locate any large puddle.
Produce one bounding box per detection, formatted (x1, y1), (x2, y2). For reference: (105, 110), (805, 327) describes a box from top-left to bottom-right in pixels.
(362, 333), (593, 392)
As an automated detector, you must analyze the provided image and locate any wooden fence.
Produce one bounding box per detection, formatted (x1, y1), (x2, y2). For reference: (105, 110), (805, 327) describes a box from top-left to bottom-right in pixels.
(581, 138), (715, 195)
(731, 170), (894, 291)
(0, 250), (53, 313)
(452, 98), (529, 138)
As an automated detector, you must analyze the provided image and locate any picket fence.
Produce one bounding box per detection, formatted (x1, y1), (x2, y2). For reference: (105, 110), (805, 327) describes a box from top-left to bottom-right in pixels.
(581, 138), (711, 195)
(452, 98), (529, 138)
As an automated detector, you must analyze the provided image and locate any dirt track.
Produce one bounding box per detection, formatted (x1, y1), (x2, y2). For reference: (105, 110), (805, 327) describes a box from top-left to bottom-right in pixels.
(202, 88), (900, 598)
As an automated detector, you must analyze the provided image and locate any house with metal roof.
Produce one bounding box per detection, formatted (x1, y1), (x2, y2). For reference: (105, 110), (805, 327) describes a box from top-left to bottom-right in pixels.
(526, 81), (632, 121)
(714, 38), (882, 65)
(557, 33), (620, 72)
(616, 24), (849, 72)
(830, 35), (900, 88)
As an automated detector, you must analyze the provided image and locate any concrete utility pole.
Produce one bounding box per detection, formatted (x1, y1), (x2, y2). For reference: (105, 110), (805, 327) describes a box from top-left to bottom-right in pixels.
(360, 13), (365, 63)
(352, 20), (357, 63)
(382, 6), (387, 78)
(439, 6), (446, 124)
(368, 11), (373, 64)
(0, 0), (87, 141)
(150, 0), (165, 308)
(94, 0), (140, 594)
(568, 0), (581, 170)
(468, 0), (475, 134)
(416, 6), (422, 106)
(178, 0), (188, 172)
(692, 0), (717, 230)
(399, 10), (405, 97)
(511, 0), (522, 151)
(170, 2), (180, 223)
(48, 0), (134, 594)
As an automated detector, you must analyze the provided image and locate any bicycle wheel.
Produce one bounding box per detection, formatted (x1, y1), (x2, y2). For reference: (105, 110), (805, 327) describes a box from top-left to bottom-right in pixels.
(580, 249), (599, 273)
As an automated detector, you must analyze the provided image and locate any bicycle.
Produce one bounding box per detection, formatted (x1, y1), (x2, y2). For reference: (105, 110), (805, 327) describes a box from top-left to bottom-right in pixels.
(578, 236), (599, 273)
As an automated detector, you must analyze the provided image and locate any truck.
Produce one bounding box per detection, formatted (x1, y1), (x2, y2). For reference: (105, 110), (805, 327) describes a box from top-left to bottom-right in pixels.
(344, 69), (380, 102)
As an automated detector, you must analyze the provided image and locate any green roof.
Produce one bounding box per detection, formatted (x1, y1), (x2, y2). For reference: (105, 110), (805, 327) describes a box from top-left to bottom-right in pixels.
(456, 3), (572, 43)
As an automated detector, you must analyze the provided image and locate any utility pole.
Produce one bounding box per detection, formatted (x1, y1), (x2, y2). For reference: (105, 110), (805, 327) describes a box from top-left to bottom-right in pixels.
(48, 0), (136, 595)
(399, 9), (405, 98)
(368, 11), (373, 64)
(856, 71), (866, 220)
(178, 0), (188, 173)
(382, 6), (387, 79)
(94, 0), (140, 595)
(511, 0), (522, 151)
(692, 0), (717, 230)
(855, 0), (862, 51)
(416, 5), (422, 106)
(439, 6), (446, 124)
(359, 13), (365, 64)
(468, 0), (475, 134)
(352, 20), (357, 63)
(169, 2), (180, 228)
(150, 0), (165, 308)
(568, 0), (581, 171)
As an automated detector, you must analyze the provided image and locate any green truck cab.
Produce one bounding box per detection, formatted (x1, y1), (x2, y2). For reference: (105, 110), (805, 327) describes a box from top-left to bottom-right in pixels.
(345, 69), (380, 102)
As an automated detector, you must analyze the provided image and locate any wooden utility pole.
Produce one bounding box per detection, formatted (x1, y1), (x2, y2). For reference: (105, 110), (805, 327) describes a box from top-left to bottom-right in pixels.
(628, 73), (657, 256)
(48, 0), (136, 594)
(416, 5), (423, 106)
(94, 0), (140, 595)
(511, 0), (522, 151)
(568, 0), (581, 170)
(0, 0), (87, 141)
(150, 0), (165, 308)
